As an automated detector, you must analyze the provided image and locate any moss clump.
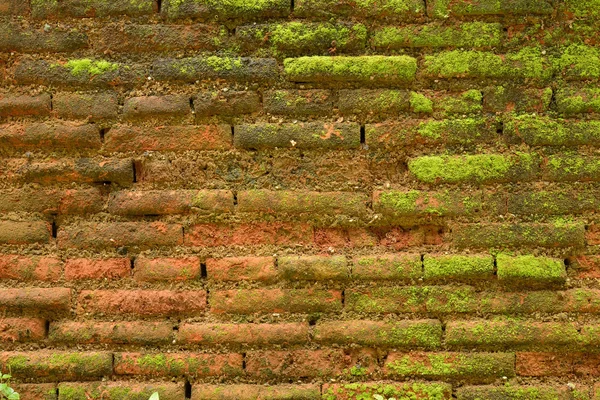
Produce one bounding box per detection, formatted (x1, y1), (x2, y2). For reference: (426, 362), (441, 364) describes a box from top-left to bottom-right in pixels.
(564, 0), (600, 18)
(555, 44), (600, 79)
(436, 90), (483, 114)
(424, 254), (494, 282)
(378, 189), (483, 217)
(556, 87), (600, 114)
(432, 0), (553, 17)
(294, 0), (424, 18)
(496, 254), (566, 287)
(268, 22), (366, 55)
(410, 92), (433, 113)
(62, 59), (118, 76)
(204, 56), (243, 71)
(545, 155), (600, 181)
(417, 118), (490, 143)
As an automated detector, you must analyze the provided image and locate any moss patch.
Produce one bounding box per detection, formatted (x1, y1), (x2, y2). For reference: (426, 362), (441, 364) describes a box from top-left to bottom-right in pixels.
(61, 59), (118, 76)
(424, 254), (494, 282)
(496, 254), (566, 288)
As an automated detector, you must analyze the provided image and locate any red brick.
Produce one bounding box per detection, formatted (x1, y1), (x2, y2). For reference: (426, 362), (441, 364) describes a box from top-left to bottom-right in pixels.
(0, 318), (46, 342)
(0, 93), (50, 117)
(186, 222), (313, 247)
(0, 0), (29, 15)
(0, 255), (61, 281)
(58, 222), (183, 250)
(373, 226), (427, 249)
(49, 321), (173, 345)
(314, 227), (378, 248)
(11, 383), (55, 400)
(103, 125), (232, 152)
(57, 188), (105, 214)
(263, 89), (333, 117)
(57, 382), (183, 400)
(516, 352), (574, 376)
(194, 90), (261, 118)
(16, 158), (133, 186)
(0, 221), (51, 244)
(278, 255), (349, 281)
(352, 253), (422, 280)
(191, 384), (320, 400)
(107, 189), (233, 215)
(0, 288), (71, 316)
(572, 255), (600, 279)
(114, 352), (243, 377)
(210, 288), (342, 314)
(133, 257), (200, 282)
(64, 258), (130, 280)
(32, 0), (155, 18)
(123, 95), (192, 122)
(206, 256), (277, 282)
(587, 224), (600, 245)
(53, 92), (118, 122)
(574, 353), (600, 376)
(77, 290), (206, 317)
(178, 322), (309, 347)
(0, 122), (101, 152)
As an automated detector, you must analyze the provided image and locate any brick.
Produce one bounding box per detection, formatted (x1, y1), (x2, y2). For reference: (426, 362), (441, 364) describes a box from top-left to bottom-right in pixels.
(572, 256), (600, 279)
(372, 22), (502, 49)
(210, 289), (341, 314)
(424, 254), (494, 282)
(17, 158), (133, 186)
(263, 89), (333, 117)
(163, 0), (289, 21)
(456, 385), (569, 400)
(133, 257), (200, 282)
(0, 93), (50, 117)
(32, 0), (155, 18)
(0, 0), (28, 15)
(53, 92), (118, 122)
(453, 223), (585, 249)
(58, 222), (183, 250)
(0, 122), (101, 152)
(428, 0), (553, 17)
(206, 256), (277, 282)
(0, 288), (71, 316)
(372, 226), (431, 249)
(57, 382), (184, 400)
(315, 319), (441, 348)
(78, 290), (206, 317)
(374, 190), (484, 218)
(284, 56), (417, 84)
(186, 222), (312, 247)
(0, 351), (112, 381)
(278, 255), (349, 281)
(505, 115), (600, 146)
(11, 383), (56, 400)
(338, 89), (410, 116)
(152, 57), (278, 83)
(489, 189), (599, 216)
(0, 255), (61, 281)
(108, 189), (233, 215)
(484, 86), (552, 113)
(516, 352), (574, 377)
(114, 352), (243, 377)
(178, 322), (309, 347)
(123, 95), (191, 122)
(588, 224), (600, 245)
(192, 384), (320, 400)
(104, 125), (232, 152)
(385, 352), (515, 382)
(556, 87), (600, 115)
(294, 0), (425, 20)
(0, 221), (50, 244)
(555, 45), (600, 80)
(234, 122), (360, 150)
(49, 321), (173, 345)
(64, 258), (130, 280)
(0, 318), (46, 342)
(544, 155), (600, 182)
(574, 353), (600, 376)
(408, 153), (539, 184)
(323, 383), (452, 400)
(352, 253), (422, 280)
(315, 227), (378, 248)
(496, 254), (566, 288)
(194, 91), (260, 118)
(0, 24), (87, 53)
(432, 90), (483, 116)
(14, 59), (145, 89)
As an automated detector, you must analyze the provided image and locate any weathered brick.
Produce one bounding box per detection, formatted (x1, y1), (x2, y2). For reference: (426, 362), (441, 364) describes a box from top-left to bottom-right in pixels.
(0, 351), (112, 381)
(408, 153), (539, 184)
(0, 93), (50, 117)
(572, 256), (600, 279)
(496, 254), (566, 288)
(428, 0), (553, 18)
(49, 321), (173, 345)
(505, 115), (600, 146)
(194, 91), (260, 118)
(134, 257), (200, 282)
(11, 383), (56, 400)
(16, 158), (133, 186)
(0, 221), (50, 244)
(104, 125), (232, 152)
(58, 222), (183, 250)
(285, 56), (417, 84)
(352, 253), (422, 281)
(210, 289), (341, 314)
(372, 226), (433, 249)
(191, 384), (320, 400)
(488, 189), (600, 216)
(0, 288), (71, 316)
(555, 45), (600, 80)
(123, 95), (191, 122)
(587, 224), (600, 245)
(0, 24), (87, 53)
(294, 0), (425, 20)
(516, 352), (574, 377)
(374, 190), (484, 218)
(384, 352), (515, 382)
(0, 122), (101, 152)
(186, 222), (312, 247)
(432, 90), (483, 116)
(152, 57), (278, 83)
(53, 92), (118, 122)
(77, 290), (206, 317)
(206, 256), (277, 282)
(0, 318), (46, 342)
(544, 156), (600, 182)
(263, 89), (333, 117)
(556, 87), (600, 115)
(0, 0), (28, 15)
(32, 0), (155, 18)
(423, 254), (494, 282)
(0, 255), (61, 281)
(234, 122), (360, 150)
(278, 255), (349, 281)
(323, 383), (452, 400)
(316, 227), (379, 248)
(483, 86), (552, 113)
(108, 189), (233, 215)
(64, 258), (130, 280)
(338, 89), (410, 117)
(57, 382), (184, 400)
(315, 319), (441, 348)
(456, 385), (569, 400)
(178, 322), (309, 347)
(452, 223), (585, 249)
(163, 0), (289, 22)
(114, 352), (243, 377)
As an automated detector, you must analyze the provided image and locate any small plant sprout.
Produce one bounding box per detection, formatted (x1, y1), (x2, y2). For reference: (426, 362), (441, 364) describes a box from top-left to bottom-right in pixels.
(0, 374), (19, 400)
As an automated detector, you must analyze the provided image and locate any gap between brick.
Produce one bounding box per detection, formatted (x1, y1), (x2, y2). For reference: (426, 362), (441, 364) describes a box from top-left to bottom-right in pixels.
(184, 381), (192, 399)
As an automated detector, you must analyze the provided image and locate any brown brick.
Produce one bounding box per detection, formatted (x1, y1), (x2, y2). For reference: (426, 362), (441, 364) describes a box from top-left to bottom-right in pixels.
(587, 224), (600, 245)
(516, 352), (574, 376)
(294, 0), (424, 20)
(191, 384), (320, 400)
(278, 255), (349, 281)
(210, 289), (342, 314)
(374, 189), (484, 218)
(134, 257), (200, 282)
(456, 385), (570, 400)
(0, 318), (46, 342)
(178, 322), (309, 347)
(194, 90), (261, 118)
(205, 256), (277, 282)
(49, 321), (173, 345)
(372, 226), (428, 249)
(108, 189), (233, 215)
(338, 89), (410, 116)
(186, 222), (313, 247)
(53, 92), (118, 122)
(11, 383), (56, 400)
(489, 189), (600, 216)
(483, 86), (552, 113)
(57, 382), (183, 400)
(572, 255), (600, 279)
(16, 158), (133, 186)
(123, 95), (191, 122)
(0, 0), (28, 15)
(315, 227), (378, 248)
(0, 122), (101, 152)
(58, 188), (105, 214)
(77, 290), (206, 317)
(64, 258), (130, 280)
(352, 253), (422, 281)
(263, 89), (333, 117)
(0, 221), (50, 244)
(0, 24), (87, 54)
(324, 383), (452, 400)
(152, 57), (278, 83)
(114, 352), (243, 377)
(0, 288), (71, 316)
(32, 0), (155, 18)
(428, 0), (553, 17)
(0, 255), (61, 281)
(163, 0), (289, 22)
(0, 93), (50, 117)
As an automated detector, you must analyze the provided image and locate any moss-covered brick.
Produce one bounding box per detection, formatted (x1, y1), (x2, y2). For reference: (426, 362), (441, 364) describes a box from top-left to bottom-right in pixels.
(114, 352), (243, 377)
(423, 48), (552, 82)
(408, 153), (539, 184)
(0, 0), (29, 15)
(452, 222), (586, 249)
(236, 22), (366, 56)
(504, 114), (600, 146)
(483, 86), (552, 113)
(338, 89), (410, 116)
(234, 122), (360, 149)
(284, 55), (417, 84)
(428, 0), (553, 18)
(372, 22), (501, 49)
(556, 87), (600, 115)
(434, 90), (483, 115)
(555, 44), (600, 79)
(456, 385), (569, 400)
(294, 0), (425, 20)
(563, 0), (600, 19)
(496, 254), (566, 288)
(374, 190), (483, 218)
(410, 92), (434, 113)
(0, 23), (87, 53)
(352, 254), (422, 281)
(163, 0), (289, 22)
(57, 382), (184, 400)
(32, 0), (154, 18)
(384, 352), (515, 382)
(314, 319), (442, 348)
(192, 384), (321, 399)
(152, 57), (278, 83)
(277, 255), (349, 281)
(544, 155), (600, 182)
(323, 382), (452, 400)
(193, 91), (261, 118)
(263, 89), (333, 117)
(446, 319), (580, 350)
(423, 254), (494, 282)
(489, 190), (600, 216)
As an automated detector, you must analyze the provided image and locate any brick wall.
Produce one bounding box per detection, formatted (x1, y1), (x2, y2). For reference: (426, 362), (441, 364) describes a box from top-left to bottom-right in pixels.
(1, 0), (600, 398)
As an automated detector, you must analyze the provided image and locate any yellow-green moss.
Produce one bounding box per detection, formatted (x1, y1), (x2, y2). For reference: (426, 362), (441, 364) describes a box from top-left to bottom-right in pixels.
(61, 59), (118, 76)
(424, 254), (494, 281)
(496, 254), (566, 286)
(555, 44), (600, 79)
(410, 92), (433, 113)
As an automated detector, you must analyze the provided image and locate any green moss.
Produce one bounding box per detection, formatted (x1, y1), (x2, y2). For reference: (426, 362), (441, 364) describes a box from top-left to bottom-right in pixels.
(61, 59), (118, 76)
(5, 355), (28, 371)
(204, 56), (242, 71)
(557, 87), (600, 114)
(410, 92), (433, 113)
(424, 254), (494, 281)
(270, 22), (366, 53)
(564, 0), (600, 18)
(323, 382), (450, 400)
(378, 189), (482, 217)
(496, 254), (566, 286)
(436, 90), (483, 114)
(555, 44), (600, 79)
(417, 118), (488, 143)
